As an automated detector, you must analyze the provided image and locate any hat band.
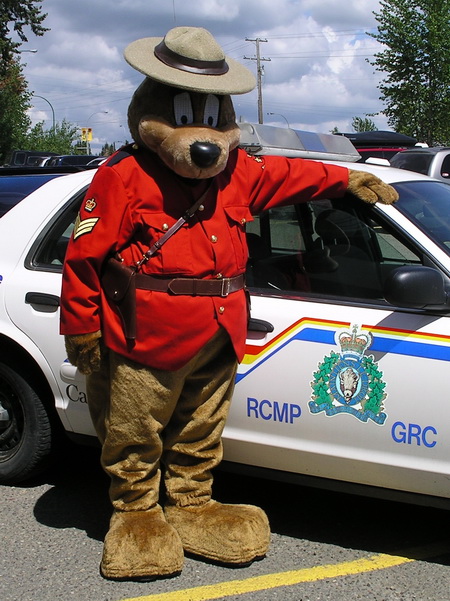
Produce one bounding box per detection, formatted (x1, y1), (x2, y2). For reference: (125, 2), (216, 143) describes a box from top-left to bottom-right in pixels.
(154, 40), (229, 75)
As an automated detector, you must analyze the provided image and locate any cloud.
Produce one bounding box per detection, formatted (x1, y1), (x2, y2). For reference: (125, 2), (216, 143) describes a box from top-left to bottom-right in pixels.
(19, 0), (387, 152)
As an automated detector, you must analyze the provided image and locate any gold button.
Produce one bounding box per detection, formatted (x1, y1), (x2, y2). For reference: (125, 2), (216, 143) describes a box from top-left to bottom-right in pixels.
(162, 223), (169, 231)
(198, 204), (205, 211)
(211, 235), (218, 243)
(240, 218), (246, 225)
(219, 306), (225, 314)
(216, 273), (223, 279)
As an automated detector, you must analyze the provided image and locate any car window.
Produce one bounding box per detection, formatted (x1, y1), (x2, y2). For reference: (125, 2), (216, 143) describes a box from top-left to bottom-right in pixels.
(246, 195), (422, 300)
(440, 154), (450, 179)
(28, 189), (86, 272)
(390, 152), (433, 175)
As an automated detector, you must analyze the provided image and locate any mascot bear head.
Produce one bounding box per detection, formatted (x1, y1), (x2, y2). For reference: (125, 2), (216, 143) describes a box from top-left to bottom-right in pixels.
(124, 27), (256, 179)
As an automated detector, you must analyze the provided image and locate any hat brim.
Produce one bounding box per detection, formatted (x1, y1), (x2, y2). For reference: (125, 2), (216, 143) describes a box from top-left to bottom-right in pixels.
(124, 37), (256, 95)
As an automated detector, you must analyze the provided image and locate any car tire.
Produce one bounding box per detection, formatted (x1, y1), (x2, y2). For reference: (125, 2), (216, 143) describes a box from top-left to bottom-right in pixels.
(0, 363), (52, 484)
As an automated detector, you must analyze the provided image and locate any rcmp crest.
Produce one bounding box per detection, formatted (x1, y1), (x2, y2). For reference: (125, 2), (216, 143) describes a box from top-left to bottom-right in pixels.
(309, 324), (387, 424)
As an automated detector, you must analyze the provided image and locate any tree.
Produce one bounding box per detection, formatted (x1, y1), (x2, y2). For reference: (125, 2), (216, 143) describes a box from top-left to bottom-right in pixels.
(0, 0), (48, 62)
(0, 58), (31, 163)
(369, 0), (450, 145)
(0, 1), (48, 161)
(352, 116), (377, 132)
(23, 119), (81, 155)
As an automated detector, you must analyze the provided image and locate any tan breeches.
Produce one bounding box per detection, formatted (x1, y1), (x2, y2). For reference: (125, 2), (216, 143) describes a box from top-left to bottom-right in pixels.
(86, 328), (238, 512)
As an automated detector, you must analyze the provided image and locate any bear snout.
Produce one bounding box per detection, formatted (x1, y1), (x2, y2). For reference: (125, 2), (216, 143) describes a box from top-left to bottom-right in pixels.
(190, 142), (221, 168)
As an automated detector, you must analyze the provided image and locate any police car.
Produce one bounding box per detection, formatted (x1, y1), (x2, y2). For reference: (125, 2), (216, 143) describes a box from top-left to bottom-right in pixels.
(2, 125), (450, 509)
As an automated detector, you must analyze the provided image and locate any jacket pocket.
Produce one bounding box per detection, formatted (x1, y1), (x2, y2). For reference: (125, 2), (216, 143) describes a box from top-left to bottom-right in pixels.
(139, 211), (193, 274)
(223, 205), (254, 270)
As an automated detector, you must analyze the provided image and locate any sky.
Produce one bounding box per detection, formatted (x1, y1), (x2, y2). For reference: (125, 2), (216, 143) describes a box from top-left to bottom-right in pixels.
(15, 0), (387, 154)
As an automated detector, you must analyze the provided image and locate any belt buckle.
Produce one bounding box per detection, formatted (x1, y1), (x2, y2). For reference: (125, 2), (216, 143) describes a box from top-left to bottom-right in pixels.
(220, 277), (231, 297)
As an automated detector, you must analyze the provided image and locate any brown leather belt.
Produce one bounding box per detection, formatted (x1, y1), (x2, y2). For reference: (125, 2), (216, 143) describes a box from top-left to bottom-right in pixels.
(134, 273), (245, 297)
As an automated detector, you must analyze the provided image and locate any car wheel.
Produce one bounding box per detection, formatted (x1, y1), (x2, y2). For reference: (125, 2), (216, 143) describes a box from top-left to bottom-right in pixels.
(0, 363), (52, 484)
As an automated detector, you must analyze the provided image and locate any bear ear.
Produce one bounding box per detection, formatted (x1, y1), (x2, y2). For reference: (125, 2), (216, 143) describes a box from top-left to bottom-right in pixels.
(127, 79), (176, 144)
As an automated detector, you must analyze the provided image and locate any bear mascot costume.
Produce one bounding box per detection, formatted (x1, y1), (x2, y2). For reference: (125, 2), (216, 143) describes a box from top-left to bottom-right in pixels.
(60, 26), (398, 581)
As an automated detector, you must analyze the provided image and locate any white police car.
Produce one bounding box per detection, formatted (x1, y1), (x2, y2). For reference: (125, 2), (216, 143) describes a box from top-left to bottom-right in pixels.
(2, 125), (450, 509)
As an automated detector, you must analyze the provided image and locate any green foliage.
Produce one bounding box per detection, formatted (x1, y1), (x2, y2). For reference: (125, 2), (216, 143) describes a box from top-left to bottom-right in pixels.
(101, 143), (116, 156)
(23, 119), (81, 155)
(0, 1), (48, 161)
(0, 59), (31, 163)
(369, 0), (450, 145)
(352, 116), (378, 132)
(361, 356), (386, 415)
(311, 351), (339, 407)
(0, 0), (48, 62)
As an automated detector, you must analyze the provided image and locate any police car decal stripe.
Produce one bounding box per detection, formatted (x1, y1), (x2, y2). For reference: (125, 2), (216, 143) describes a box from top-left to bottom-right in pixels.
(237, 318), (450, 383)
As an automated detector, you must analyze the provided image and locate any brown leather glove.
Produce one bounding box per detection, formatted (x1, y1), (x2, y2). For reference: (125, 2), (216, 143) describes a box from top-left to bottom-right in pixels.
(64, 331), (102, 375)
(347, 170), (399, 205)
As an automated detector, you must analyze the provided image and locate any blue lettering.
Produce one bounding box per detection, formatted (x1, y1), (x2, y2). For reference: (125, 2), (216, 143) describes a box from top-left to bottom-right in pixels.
(246, 398), (302, 424)
(422, 425), (437, 448)
(273, 402), (288, 423)
(392, 421), (407, 443)
(259, 400), (272, 421)
(408, 423), (422, 445)
(247, 397), (259, 418)
(391, 421), (437, 448)
(290, 404), (302, 423)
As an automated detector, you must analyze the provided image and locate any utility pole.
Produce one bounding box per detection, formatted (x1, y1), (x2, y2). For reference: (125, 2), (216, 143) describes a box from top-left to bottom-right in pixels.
(244, 38), (271, 124)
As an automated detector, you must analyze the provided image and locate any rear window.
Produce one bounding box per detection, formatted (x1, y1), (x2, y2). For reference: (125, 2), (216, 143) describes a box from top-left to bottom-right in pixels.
(390, 152), (433, 175)
(0, 174), (62, 217)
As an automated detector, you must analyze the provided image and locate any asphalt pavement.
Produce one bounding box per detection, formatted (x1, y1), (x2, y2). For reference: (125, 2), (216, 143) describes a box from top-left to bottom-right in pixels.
(1, 442), (450, 601)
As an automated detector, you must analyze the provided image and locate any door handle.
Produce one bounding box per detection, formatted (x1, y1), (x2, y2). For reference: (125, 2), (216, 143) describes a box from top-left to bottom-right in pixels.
(248, 317), (274, 332)
(25, 292), (60, 307)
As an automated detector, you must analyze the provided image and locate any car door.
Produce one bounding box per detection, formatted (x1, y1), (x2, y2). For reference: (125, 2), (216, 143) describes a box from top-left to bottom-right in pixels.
(4, 187), (95, 436)
(225, 195), (450, 501)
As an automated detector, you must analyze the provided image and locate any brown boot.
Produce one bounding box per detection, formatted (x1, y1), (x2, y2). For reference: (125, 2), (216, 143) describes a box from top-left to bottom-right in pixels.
(101, 506), (184, 580)
(165, 500), (270, 565)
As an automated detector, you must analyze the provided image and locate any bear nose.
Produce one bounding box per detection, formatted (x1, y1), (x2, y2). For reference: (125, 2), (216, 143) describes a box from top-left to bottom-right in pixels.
(190, 142), (221, 168)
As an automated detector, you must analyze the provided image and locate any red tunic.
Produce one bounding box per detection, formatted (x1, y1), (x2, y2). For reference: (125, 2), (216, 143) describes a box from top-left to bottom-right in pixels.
(60, 146), (348, 370)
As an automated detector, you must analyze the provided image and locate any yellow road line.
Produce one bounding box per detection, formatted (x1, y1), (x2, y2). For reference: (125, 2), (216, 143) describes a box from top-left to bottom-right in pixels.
(120, 541), (449, 601)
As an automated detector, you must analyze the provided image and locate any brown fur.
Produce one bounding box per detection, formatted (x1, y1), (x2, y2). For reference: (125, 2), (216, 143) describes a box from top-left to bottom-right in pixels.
(128, 79), (240, 178)
(348, 169), (399, 204)
(101, 508), (184, 580)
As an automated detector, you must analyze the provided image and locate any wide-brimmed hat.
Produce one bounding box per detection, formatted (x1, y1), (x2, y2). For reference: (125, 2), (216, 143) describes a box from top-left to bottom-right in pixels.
(124, 26), (256, 95)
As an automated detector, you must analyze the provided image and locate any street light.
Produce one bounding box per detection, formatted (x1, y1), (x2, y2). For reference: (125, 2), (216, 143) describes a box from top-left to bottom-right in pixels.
(267, 112), (290, 128)
(87, 110), (108, 123)
(33, 94), (56, 131)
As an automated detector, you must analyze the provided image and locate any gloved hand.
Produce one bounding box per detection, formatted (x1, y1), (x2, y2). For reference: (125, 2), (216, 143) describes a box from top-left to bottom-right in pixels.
(65, 331), (102, 375)
(347, 170), (399, 205)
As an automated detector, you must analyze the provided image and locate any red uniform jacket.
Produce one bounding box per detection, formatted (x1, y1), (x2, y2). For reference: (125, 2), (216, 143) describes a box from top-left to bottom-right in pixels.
(60, 146), (349, 370)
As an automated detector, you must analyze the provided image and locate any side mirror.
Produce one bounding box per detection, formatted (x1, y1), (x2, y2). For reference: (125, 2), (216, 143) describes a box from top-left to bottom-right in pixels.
(384, 265), (449, 310)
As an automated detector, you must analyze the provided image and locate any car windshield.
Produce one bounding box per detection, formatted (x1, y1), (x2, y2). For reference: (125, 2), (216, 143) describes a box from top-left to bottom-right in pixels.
(394, 180), (450, 254)
(0, 173), (63, 217)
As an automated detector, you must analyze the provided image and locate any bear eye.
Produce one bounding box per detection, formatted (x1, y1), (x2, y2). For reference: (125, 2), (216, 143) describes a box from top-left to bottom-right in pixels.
(203, 94), (220, 127)
(174, 92), (193, 125)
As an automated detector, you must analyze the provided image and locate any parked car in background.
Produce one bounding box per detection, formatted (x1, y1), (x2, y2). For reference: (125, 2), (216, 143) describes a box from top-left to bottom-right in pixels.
(86, 156), (108, 167)
(390, 147), (450, 183)
(335, 131), (417, 163)
(45, 155), (101, 167)
(2, 125), (450, 511)
(3, 150), (59, 167)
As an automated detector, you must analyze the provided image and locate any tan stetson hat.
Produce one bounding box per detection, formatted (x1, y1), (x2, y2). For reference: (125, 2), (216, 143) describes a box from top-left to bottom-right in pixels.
(124, 26), (256, 95)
